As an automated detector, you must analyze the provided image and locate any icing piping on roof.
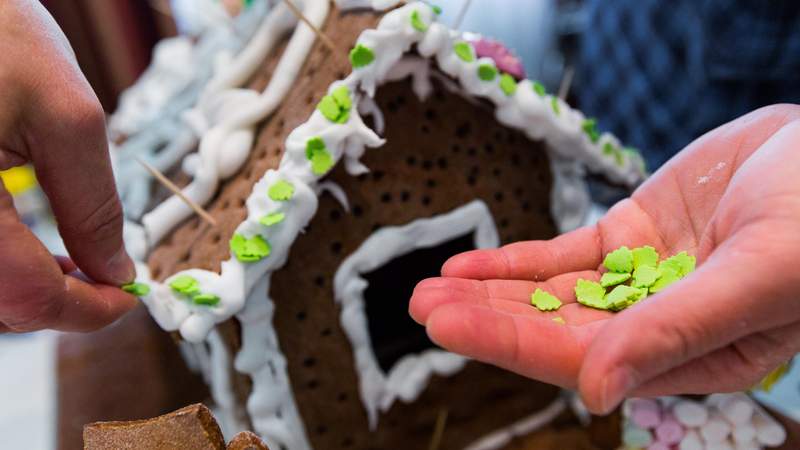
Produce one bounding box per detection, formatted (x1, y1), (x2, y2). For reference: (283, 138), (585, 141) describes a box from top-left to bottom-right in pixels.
(129, 1), (646, 345)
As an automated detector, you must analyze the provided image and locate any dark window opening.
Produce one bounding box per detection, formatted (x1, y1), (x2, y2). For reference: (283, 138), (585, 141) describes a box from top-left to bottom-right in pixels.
(363, 233), (476, 373)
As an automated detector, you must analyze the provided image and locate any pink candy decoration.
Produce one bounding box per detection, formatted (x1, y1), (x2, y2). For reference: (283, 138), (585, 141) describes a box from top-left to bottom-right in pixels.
(655, 414), (685, 445)
(630, 398), (662, 429)
(471, 37), (526, 79)
(647, 442), (670, 450)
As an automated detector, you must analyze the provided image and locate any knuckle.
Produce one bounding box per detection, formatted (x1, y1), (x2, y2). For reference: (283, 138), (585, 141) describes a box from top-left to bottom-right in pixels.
(66, 192), (124, 243)
(66, 95), (106, 135)
(1, 283), (64, 332)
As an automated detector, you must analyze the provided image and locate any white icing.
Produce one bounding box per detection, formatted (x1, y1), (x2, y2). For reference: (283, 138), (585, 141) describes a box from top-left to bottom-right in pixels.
(235, 276), (311, 450)
(463, 397), (567, 450)
(333, 200), (498, 428)
(207, 329), (249, 439)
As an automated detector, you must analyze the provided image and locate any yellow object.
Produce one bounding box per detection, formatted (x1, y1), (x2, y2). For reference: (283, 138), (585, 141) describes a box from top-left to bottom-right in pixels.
(0, 165), (37, 195)
(756, 360), (792, 392)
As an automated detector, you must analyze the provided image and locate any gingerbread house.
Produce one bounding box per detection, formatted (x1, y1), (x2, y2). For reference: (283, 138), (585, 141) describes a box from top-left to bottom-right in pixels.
(106, 1), (654, 449)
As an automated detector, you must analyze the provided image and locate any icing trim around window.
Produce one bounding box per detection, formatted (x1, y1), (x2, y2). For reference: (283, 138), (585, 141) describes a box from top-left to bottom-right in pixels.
(333, 200), (500, 428)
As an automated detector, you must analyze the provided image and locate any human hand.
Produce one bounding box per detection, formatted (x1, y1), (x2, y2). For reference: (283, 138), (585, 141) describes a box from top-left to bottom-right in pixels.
(410, 104), (800, 414)
(0, 0), (136, 332)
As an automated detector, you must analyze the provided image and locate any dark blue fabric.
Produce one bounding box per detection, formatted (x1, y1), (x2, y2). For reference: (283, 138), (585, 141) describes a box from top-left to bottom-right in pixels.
(576, 0), (800, 171)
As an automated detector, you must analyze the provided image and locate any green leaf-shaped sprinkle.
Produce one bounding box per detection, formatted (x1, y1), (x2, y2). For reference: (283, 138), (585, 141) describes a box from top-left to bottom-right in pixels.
(170, 275), (200, 296)
(259, 212), (285, 227)
(530, 288), (562, 312)
(550, 96), (560, 115)
(453, 41), (475, 62)
(603, 246), (633, 273)
(649, 266), (680, 294)
(122, 282), (150, 296)
(582, 118), (601, 143)
(575, 279), (607, 310)
(410, 9), (428, 32)
(532, 81), (547, 97)
(230, 233), (271, 262)
(632, 265), (661, 289)
(268, 180), (294, 201)
(193, 293), (220, 307)
(606, 285), (647, 311)
(310, 149), (334, 175)
(478, 64), (498, 81)
(431, 4), (442, 14)
(316, 86), (352, 123)
(660, 251), (696, 277)
(600, 272), (631, 288)
(632, 246), (660, 269)
(499, 73), (517, 96)
(306, 136), (326, 160)
(349, 44), (375, 68)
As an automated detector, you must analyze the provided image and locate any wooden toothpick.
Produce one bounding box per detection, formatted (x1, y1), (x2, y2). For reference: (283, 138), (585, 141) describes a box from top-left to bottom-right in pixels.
(282, 0), (336, 52)
(427, 408), (449, 450)
(135, 157), (218, 228)
(558, 65), (575, 101)
(454, 0), (474, 29)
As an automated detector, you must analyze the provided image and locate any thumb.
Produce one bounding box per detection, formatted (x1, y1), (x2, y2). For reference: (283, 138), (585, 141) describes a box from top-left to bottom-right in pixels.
(577, 242), (799, 414)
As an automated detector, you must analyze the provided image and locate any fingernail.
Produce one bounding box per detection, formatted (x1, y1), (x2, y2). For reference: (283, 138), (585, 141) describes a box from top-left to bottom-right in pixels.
(601, 366), (636, 414)
(108, 246), (136, 285)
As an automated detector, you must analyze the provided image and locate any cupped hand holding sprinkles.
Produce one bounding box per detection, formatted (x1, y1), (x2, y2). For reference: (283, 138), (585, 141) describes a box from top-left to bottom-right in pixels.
(0, 0), (137, 333)
(409, 104), (800, 415)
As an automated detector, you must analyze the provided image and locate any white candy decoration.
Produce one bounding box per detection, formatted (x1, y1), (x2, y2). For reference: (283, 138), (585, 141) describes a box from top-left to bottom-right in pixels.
(701, 413), (732, 444)
(675, 399), (711, 428)
(679, 430), (705, 450)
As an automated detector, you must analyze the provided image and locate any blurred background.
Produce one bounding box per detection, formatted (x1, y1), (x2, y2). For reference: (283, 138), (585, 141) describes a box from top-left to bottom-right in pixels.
(1, 0), (799, 448)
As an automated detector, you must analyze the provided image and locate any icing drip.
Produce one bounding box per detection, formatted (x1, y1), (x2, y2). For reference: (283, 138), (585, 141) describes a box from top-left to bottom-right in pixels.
(235, 277), (311, 450)
(463, 397), (567, 450)
(333, 200), (498, 428)
(207, 329), (249, 439)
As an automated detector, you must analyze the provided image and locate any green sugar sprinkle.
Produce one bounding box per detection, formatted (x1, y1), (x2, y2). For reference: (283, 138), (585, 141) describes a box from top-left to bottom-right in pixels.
(532, 81), (547, 97)
(575, 279), (606, 309)
(193, 293), (221, 307)
(499, 73), (518, 96)
(431, 4), (442, 14)
(259, 212), (285, 227)
(649, 266), (680, 294)
(305, 136), (334, 175)
(550, 96), (560, 115)
(582, 119), (601, 143)
(575, 246), (696, 312)
(305, 136), (326, 160)
(121, 282), (150, 297)
(530, 289), (562, 312)
(603, 246), (633, 273)
(268, 180), (295, 201)
(632, 265), (661, 289)
(410, 9), (428, 32)
(478, 64), (498, 81)
(552, 316), (566, 325)
(230, 233), (272, 262)
(170, 275), (200, 296)
(317, 86), (352, 123)
(453, 41), (475, 62)
(600, 272), (631, 288)
(633, 245), (659, 269)
(606, 285), (647, 311)
(660, 251), (696, 277)
(310, 149), (334, 175)
(349, 44), (375, 68)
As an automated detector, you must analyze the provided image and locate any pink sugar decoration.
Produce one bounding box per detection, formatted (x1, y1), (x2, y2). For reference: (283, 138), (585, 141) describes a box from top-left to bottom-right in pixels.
(630, 399), (662, 429)
(646, 442), (671, 450)
(471, 37), (526, 79)
(655, 414), (685, 445)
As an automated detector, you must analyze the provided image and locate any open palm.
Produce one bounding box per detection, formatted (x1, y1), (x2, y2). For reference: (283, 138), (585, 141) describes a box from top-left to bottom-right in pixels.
(409, 105), (800, 414)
